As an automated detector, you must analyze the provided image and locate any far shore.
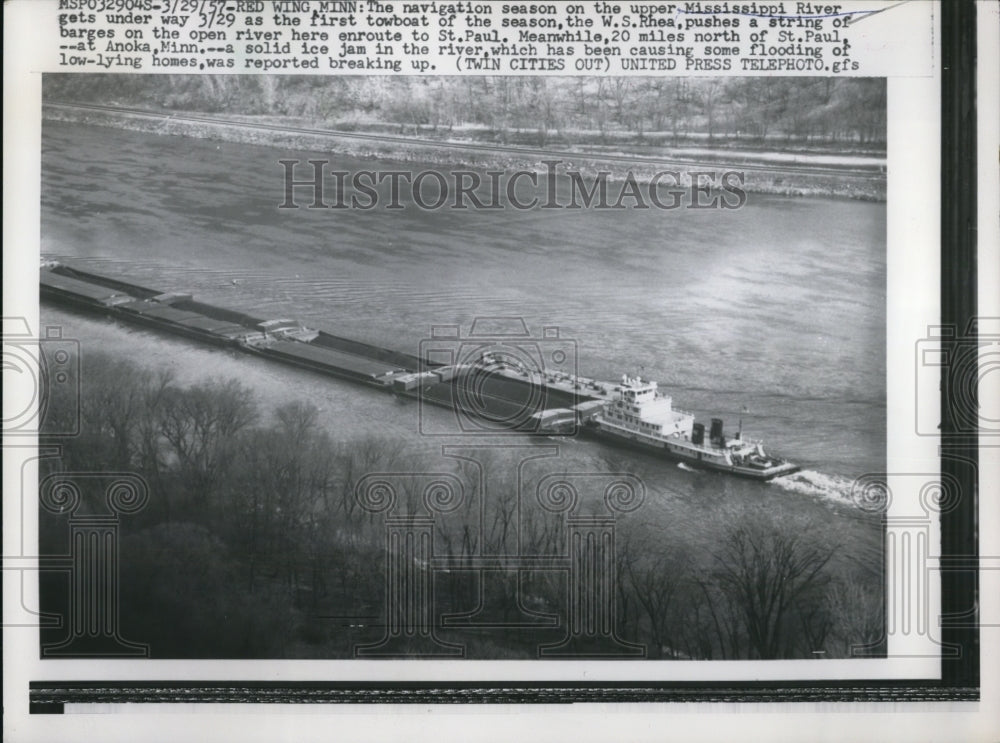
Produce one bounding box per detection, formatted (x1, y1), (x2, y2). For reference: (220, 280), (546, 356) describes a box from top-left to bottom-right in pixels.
(43, 105), (887, 202)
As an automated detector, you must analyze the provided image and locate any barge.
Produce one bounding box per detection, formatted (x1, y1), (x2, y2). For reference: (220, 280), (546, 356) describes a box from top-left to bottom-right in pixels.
(40, 260), (798, 480)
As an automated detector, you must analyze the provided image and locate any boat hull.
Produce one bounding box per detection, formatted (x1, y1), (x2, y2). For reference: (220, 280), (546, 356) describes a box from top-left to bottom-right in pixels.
(584, 422), (799, 481)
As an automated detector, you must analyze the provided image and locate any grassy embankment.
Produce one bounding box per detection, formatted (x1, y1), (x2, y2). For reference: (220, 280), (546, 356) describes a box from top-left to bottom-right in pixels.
(44, 105), (886, 201)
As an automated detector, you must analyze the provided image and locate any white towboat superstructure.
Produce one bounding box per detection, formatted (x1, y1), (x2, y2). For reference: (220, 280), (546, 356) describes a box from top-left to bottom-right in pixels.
(536, 374), (799, 481)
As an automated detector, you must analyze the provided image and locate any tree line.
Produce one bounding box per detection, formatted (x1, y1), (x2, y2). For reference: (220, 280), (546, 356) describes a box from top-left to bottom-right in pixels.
(39, 350), (883, 659)
(45, 75), (886, 150)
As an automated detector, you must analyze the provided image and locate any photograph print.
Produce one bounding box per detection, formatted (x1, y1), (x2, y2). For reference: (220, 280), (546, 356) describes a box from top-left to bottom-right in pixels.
(36, 73), (887, 662)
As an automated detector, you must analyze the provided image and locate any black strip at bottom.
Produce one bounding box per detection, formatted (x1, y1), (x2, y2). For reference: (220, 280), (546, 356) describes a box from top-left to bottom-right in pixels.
(29, 681), (979, 706)
(29, 702), (65, 715)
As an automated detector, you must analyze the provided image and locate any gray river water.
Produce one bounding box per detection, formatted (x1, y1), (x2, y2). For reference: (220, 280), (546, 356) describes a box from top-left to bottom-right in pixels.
(40, 121), (887, 578)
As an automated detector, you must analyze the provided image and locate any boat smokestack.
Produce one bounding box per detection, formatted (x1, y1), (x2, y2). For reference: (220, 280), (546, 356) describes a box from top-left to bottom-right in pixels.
(692, 422), (705, 445)
(710, 418), (724, 444)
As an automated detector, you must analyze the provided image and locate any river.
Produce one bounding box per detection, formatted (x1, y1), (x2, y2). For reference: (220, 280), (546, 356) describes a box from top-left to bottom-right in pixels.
(40, 120), (886, 581)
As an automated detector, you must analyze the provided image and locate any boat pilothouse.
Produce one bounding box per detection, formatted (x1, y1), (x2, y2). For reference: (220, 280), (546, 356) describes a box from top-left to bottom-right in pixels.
(585, 375), (799, 481)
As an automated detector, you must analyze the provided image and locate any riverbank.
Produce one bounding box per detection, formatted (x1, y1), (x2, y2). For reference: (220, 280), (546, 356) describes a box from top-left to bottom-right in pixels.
(43, 104), (886, 201)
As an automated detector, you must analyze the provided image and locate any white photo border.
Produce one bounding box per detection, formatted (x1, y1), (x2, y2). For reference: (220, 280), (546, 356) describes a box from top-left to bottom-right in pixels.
(3, 0), (992, 735)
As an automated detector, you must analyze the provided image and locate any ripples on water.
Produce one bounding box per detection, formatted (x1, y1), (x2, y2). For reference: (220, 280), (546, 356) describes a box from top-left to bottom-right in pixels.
(40, 122), (887, 570)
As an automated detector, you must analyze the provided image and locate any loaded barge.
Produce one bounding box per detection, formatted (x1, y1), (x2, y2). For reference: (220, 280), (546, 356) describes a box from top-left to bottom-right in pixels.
(40, 261), (798, 480)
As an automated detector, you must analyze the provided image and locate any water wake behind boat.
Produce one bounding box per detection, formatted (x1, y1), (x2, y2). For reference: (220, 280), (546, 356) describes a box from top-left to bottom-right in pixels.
(769, 469), (859, 507)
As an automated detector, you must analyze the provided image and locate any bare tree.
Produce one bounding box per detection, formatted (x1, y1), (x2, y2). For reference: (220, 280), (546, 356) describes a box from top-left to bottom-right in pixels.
(710, 513), (835, 659)
(158, 377), (258, 506)
(826, 576), (885, 657)
(694, 79), (726, 142)
(623, 541), (689, 658)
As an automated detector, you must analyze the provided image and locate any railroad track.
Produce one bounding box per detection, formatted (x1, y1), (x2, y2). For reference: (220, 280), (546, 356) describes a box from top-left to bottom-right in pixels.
(46, 100), (886, 181)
